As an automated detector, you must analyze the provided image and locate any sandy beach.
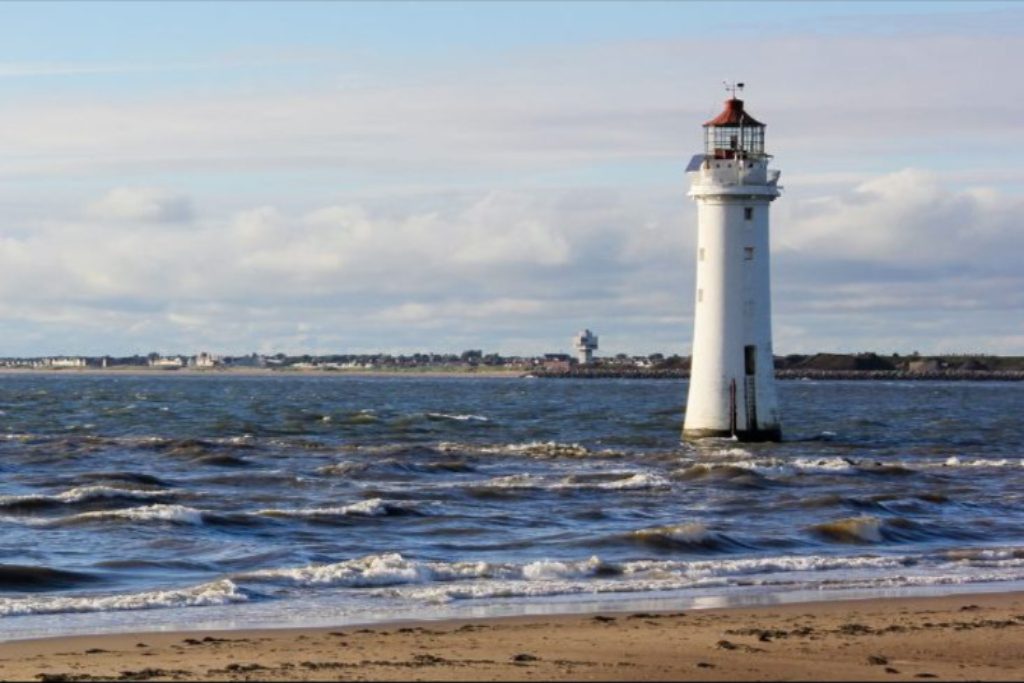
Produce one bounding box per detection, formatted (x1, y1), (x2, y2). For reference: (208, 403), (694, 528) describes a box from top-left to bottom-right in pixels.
(3, 591), (1024, 681)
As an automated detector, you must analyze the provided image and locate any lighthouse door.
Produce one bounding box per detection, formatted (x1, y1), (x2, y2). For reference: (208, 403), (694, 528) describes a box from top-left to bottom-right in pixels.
(744, 345), (758, 431)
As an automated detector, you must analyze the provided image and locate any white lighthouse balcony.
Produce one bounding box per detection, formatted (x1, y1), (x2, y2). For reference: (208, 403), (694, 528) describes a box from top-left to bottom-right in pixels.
(687, 156), (782, 198)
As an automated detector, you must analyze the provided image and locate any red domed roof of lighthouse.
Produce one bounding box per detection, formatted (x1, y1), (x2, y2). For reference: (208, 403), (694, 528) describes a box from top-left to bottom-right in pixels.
(703, 98), (764, 128)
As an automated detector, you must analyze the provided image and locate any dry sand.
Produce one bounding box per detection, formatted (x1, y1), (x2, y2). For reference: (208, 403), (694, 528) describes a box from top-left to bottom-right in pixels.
(3, 591), (1024, 681)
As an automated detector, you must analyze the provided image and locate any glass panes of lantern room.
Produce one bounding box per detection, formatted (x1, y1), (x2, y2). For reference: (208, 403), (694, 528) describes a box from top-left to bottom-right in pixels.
(705, 125), (764, 158)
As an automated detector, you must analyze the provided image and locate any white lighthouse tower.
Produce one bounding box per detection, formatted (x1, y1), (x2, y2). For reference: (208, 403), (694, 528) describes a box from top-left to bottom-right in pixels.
(683, 84), (782, 441)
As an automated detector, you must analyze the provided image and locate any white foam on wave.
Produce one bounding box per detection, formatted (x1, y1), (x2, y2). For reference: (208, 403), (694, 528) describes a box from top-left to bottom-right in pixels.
(1, 504), (205, 527)
(56, 485), (170, 503)
(0, 579), (245, 617)
(682, 456), (861, 478)
(239, 553), (431, 587)
(479, 474), (547, 489)
(574, 472), (671, 491)
(15, 547), (1024, 618)
(427, 413), (489, 422)
(521, 556), (606, 580)
(0, 485), (170, 508)
(438, 440), (624, 459)
(942, 456), (1015, 468)
(703, 447), (754, 459)
(633, 522), (715, 544)
(71, 504), (204, 525)
(480, 471), (669, 492)
(237, 553), (607, 589)
(791, 457), (859, 473)
(371, 549), (1024, 604)
(256, 497), (393, 518)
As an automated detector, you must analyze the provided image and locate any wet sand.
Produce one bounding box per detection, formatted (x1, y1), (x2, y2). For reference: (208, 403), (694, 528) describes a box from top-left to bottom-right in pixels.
(3, 591), (1024, 681)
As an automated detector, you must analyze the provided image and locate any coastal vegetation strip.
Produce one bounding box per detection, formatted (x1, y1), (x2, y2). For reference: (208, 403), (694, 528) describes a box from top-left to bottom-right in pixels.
(1, 352), (1021, 380)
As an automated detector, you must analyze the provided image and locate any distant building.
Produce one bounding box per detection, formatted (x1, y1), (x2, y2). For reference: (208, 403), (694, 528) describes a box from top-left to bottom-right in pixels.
(572, 329), (598, 365)
(190, 352), (220, 368)
(46, 357), (87, 368)
(541, 353), (572, 373)
(149, 356), (184, 369)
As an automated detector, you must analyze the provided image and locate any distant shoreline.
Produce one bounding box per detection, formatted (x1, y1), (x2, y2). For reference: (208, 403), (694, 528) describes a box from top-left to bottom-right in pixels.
(0, 367), (525, 379)
(0, 366), (1021, 381)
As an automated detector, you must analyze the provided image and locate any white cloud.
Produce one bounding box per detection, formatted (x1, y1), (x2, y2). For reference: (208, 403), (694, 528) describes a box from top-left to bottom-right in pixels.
(778, 169), (1023, 271)
(0, 6), (1022, 355)
(87, 187), (194, 223)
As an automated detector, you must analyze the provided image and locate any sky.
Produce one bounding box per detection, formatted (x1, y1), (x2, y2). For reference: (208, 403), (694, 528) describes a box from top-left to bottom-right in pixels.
(0, 0), (1022, 357)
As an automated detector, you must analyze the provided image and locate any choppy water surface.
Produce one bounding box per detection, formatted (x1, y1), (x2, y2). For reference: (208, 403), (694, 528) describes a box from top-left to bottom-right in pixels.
(1, 374), (1022, 639)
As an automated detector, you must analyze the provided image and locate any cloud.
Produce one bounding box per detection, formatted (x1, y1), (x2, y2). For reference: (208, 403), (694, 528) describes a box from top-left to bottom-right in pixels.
(87, 187), (194, 223)
(777, 169), (1023, 273)
(0, 165), (1020, 357)
(0, 5), (1021, 355)
(0, 186), (685, 353)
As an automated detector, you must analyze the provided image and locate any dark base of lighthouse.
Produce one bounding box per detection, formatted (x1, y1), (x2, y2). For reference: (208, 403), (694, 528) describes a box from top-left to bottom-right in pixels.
(682, 426), (783, 443)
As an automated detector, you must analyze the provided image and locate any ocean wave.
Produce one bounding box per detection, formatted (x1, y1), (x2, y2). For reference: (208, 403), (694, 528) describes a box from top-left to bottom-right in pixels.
(238, 553), (433, 587)
(426, 413), (489, 422)
(344, 410), (379, 424)
(0, 485), (173, 512)
(12, 547), (1024, 618)
(942, 456), (1020, 468)
(0, 579), (246, 617)
(808, 515), (970, 544)
(236, 553), (612, 589)
(672, 464), (774, 488)
(439, 441), (623, 460)
(365, 552), (942, 604)
(0, 565), (100, 591)
(138, 437), (256, 455)
(683, 456), (917, 479)
(76, 471), (169, 487)
(255, 498), (416, 519)
(316, 461), (369, 476)
(476, 471), (669, 492)
(628, 523), (748, 552)
(63, 504), (205, 526)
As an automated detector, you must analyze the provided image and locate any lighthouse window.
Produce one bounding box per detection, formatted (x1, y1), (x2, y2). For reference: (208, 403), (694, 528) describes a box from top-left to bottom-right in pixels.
(697, 288), (703, 303)
(744, 246), (754, 260)
(744, 207), (754, 221)
(699, 247), (705, 261)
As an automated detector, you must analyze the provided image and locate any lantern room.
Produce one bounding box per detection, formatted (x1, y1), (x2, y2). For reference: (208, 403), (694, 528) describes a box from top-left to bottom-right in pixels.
(703, 97), (765, 160)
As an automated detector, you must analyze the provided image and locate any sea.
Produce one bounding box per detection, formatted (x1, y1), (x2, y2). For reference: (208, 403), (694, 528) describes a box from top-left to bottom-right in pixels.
(1, 373), (1022, 640)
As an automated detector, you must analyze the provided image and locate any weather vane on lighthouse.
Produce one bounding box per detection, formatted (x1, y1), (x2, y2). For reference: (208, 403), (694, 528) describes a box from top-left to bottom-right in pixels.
(682, 83), (783, 441)
(723, 81), (745, 99)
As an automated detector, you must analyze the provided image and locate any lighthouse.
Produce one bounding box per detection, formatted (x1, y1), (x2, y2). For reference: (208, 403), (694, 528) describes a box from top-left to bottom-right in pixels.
(683, 84), (782, 441)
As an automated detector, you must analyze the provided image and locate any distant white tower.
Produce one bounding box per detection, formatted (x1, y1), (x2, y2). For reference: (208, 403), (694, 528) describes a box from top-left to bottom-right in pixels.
(573, 329), (598, 365)
(683, 84), (782, 441)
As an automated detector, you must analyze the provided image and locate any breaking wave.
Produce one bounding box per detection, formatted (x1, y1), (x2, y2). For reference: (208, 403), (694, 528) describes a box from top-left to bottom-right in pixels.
(474, 471), (669, 493)
(0, 486), (174, 512)
(255, 498), (419, 519)
(59, 504), (205, 526)
(426, 413), (489, 422)
(438, 441), (624, 460)
(0, 579), (246, 617)
(808, 515), (973, 544)
(628, 523), (750, 552)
